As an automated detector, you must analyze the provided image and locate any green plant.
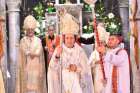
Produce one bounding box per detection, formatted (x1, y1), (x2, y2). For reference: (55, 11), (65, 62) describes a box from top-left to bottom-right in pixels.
(33, 2), (46, 38)
(83, 3), (92, 12)
(83, 21), (93, 33)
(33, 2), (45, 20)
(46, 2), (56, 13)
(82, 0), (122, 34)
(104, 13), (122, 34)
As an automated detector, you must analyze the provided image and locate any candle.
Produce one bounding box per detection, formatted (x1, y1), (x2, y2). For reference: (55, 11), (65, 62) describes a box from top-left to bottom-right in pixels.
(77, 0), (80, 4)
(55, 0), (59, 4)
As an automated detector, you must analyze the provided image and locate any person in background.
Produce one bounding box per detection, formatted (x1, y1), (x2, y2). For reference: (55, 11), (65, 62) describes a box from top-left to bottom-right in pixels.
(45, 25), (60, 65)
(15, 15), (47, 93)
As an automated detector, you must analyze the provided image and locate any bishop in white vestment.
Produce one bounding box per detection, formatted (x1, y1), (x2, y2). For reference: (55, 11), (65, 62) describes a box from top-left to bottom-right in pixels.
(47, 33), (94, 93)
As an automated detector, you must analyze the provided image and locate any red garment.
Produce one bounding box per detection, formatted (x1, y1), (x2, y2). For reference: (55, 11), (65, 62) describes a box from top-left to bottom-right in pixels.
(112, 66), (118, 93)
(0, 24), (3, 59)
(46, 35), (60, 64)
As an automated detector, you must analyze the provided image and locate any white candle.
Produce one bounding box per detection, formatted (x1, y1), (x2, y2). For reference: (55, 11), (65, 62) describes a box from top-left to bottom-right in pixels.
(77, 0), (80, 4)
(55, 0), (59, 4)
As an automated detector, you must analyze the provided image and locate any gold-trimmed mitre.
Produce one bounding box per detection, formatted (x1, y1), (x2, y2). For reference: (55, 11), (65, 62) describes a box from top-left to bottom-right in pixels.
(60, 13), (79, 35)
(23, 15), (37, 30)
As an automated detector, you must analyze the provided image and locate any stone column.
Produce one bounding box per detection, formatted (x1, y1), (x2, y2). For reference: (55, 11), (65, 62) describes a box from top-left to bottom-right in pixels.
(6, 0), (21, 93)
(0, 0), (8, 93)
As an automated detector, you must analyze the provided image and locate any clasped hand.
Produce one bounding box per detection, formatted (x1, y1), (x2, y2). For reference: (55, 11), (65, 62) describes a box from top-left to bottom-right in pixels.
(68, 64), (77, 72)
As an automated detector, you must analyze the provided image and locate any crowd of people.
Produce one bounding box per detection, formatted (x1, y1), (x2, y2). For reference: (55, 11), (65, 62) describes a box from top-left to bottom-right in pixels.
(0, 7), (130, 93)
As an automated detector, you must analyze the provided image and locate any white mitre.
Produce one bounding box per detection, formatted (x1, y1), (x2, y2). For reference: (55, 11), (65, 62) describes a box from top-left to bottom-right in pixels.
(89, 23), (110, 64)
(97, 23), (110, 43)
(60, 13), (79, 35)
(23, 15), (37, 30)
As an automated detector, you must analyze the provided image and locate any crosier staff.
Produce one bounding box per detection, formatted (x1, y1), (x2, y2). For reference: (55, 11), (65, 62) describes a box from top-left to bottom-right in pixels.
(57, 7), (65, 93)
(0, 16), (4, 60)
(84, 0), (106, 80)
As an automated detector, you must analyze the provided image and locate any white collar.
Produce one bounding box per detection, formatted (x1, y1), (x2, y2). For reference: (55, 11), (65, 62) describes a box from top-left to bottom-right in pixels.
(109, 43), (124, 53)
(110, 47), (122, 54)
(62, 43), (76, 53)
